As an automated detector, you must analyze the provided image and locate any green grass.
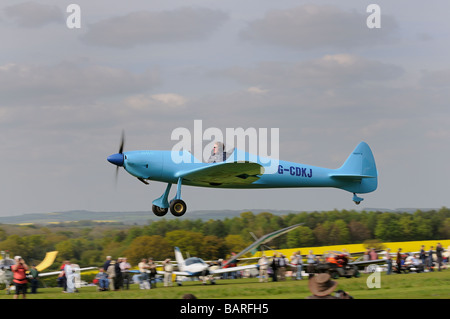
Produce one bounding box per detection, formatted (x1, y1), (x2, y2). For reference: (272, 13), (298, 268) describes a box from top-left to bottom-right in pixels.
(2, 271), (449, 299)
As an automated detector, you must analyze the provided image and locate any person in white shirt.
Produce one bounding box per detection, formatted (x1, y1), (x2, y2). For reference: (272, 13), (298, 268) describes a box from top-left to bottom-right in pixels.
(258, 255), (268, 282)
(163, 258), (173, 287)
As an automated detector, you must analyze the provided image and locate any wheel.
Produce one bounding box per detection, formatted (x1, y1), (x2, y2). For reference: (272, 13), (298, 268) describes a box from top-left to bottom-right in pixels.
(152, 205), (168, 217)
(170, 199), (187, 217)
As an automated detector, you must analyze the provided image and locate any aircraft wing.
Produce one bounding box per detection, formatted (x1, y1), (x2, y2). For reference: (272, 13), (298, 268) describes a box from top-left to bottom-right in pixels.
(38, 267), (97, 277)
(177, 161), (264, 186)
(210, 264), (258, 274)
(169, 271), (194, 276)
(152, 266), (259, 277)
(222, 223), (303, 267)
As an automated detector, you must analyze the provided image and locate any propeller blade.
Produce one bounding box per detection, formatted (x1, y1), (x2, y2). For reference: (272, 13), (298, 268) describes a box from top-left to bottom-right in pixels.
(119, 130), (125, 154)
(109, 130), (125, 187)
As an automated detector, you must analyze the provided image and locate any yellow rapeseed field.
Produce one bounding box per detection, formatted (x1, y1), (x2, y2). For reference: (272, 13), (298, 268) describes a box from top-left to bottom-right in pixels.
(252, 239), (450, 258)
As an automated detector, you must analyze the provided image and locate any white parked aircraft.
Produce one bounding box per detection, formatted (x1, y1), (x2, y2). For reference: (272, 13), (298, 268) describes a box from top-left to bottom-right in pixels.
(171, 247), (258, 285)
(158, 224), (303, 285)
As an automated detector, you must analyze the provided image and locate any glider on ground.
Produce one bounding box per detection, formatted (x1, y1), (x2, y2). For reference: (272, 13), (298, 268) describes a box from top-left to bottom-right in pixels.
(133, 224), (302, 285)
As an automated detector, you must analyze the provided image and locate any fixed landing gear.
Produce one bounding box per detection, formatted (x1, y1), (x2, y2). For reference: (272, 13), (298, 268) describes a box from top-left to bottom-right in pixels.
(352, 193), (364, 205)
(152, 178), (186, 217)
(170, 199), (187, 217)
(152, 205), (168, 216)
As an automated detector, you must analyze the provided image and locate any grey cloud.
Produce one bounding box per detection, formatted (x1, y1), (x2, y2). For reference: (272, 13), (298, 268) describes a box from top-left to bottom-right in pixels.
(81, 7), (228, 48)
(420, 69), (450, 87)
(3, 1), (63, 28)
(0, 62), (160, 106)
(240, 4), (398, 50)
(215, 54), (404, 89)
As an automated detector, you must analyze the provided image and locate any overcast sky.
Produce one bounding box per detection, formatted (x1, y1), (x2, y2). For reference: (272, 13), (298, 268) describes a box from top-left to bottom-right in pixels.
(1, 1), (449, 217)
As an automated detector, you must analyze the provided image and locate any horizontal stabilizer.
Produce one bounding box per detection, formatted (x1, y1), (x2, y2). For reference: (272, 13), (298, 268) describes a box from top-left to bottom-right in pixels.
(330, 174), (376, 180)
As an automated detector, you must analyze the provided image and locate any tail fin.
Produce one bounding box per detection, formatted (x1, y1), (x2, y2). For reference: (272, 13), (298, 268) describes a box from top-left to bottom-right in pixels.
(330, 142), (378, 194)
(174, 247), (185, 271)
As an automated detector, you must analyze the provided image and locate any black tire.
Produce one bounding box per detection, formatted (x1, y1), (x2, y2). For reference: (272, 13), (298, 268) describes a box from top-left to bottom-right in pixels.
(170, 199), (187, 217)
(152, 205), (168, 217)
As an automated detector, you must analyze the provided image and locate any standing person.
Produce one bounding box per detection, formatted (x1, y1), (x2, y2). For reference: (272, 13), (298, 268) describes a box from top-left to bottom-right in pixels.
(258, 255), (268, 283)
(278, 254), (288, 281)
(138, 258), (150, 289)
(148, 258), (157, 288)
(290, 251), (303, 280)
(107, 260), (116, 290)
(396, 248), (403, 274)
(163, 258), (173, 287)
(436, 243), (443, 271)
(369, 248), (378, 260)
(114, 258), (123, 290)
(446, 246), (450, 268)
(385, 249), (392, 275)
(103, 256), (112, 271)
(57, 262), (67, 291)
(63, 260), (76, 293)
(11, 256), (28, 299)
(427, 246), (434, 272)
(120, 257), (131, 290)
(419, 245), (426, 265)
(363, 248), (370, 273)
(29, 264), (40, 294)
(363, 248), (370, 261)
(270, 253), (278, 282)
(306, 250), (316, 276)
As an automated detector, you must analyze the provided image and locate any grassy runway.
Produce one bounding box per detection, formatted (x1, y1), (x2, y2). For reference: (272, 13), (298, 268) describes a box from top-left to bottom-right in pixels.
(1, 271), (449, 300)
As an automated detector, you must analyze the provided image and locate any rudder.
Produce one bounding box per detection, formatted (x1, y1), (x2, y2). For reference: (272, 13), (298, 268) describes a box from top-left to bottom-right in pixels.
(330, 142), (378, 194)
(174, 247), (185, 271)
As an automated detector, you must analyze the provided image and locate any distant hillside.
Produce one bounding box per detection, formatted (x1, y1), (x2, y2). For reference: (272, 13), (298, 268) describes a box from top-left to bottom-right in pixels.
(0, 209), (297, 225)
(0, 207), (437, 225)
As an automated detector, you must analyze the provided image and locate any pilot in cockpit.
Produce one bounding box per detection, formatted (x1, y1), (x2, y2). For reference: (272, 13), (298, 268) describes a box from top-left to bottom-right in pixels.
(207, 141), (226, 163)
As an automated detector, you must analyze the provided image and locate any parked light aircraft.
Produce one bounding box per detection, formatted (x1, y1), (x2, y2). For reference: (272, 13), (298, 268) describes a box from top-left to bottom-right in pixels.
(107, 133), (378, 217)
(141, 224), (302, 285)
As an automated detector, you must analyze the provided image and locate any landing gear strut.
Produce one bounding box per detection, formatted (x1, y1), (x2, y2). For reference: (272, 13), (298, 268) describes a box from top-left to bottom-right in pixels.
(353, 193), (364, 205)
(152, 178), (186, 217)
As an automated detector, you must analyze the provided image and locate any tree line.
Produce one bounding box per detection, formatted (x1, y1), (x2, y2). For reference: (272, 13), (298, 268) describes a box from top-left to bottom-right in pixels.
(0, 207), (449, 269)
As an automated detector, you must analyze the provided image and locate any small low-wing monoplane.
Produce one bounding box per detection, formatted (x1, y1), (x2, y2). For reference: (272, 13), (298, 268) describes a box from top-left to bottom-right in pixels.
(107, 134), (377, 217)
(139, 223), (302, 285)
(171, 247), (258, 285)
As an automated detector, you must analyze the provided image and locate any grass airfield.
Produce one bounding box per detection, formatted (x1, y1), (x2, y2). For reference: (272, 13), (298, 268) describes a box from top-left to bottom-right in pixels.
(2, 270), (449, 300)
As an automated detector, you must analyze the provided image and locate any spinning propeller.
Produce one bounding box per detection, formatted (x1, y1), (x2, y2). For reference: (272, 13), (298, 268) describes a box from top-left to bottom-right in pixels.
(107, 131), (125, 183)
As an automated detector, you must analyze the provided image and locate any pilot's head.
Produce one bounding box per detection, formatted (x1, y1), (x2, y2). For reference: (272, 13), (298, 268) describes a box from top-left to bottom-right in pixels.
(213, 142), (224, 154)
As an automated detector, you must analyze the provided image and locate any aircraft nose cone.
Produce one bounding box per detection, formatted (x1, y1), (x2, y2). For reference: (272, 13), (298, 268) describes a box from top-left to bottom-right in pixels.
(107, 153), (124, 167)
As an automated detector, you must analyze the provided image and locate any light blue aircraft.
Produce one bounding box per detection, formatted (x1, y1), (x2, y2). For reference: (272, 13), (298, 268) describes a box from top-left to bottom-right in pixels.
(107, 134), (377, 217)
